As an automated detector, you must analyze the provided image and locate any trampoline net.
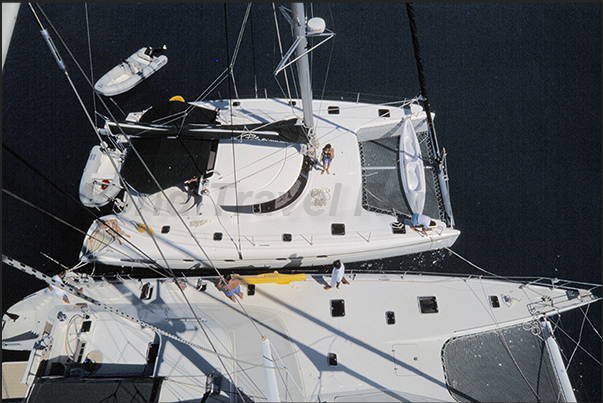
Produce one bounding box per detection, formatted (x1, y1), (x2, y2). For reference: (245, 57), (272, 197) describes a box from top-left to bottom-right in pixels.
(359, 131), (444, 220)
(441, 322), (565, 402)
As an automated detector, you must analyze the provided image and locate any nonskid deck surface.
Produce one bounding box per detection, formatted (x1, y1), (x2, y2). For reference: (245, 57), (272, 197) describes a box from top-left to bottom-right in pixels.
(3, 271), (596, 402)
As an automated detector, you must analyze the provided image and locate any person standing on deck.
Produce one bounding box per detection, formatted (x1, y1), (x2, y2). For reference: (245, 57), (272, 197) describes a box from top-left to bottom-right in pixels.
(324, 260), (349, 290)
(48, 271), (82, 304)
(320, 144), (335, 175)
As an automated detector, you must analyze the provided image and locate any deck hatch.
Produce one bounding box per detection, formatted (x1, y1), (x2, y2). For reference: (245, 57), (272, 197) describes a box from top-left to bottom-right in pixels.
(328, 105), (340, 115)
(418, 296), (438, 314)
(378, 108), (391, 117)
(489, 295), (500, 308)
(331, 223), (345, 235)
(331, 299), (345, 317)
(328, 352), (338, 366)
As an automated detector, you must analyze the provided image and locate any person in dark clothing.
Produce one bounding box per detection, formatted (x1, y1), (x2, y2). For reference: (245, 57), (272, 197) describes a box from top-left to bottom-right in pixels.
(321, 143), (335, 175)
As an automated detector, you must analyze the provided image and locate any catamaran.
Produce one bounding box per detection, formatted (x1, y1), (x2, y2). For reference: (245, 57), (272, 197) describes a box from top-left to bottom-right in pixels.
(3, 4), (600, 403)
(75, 3), (459, 271)
(2, 254), (601, 402)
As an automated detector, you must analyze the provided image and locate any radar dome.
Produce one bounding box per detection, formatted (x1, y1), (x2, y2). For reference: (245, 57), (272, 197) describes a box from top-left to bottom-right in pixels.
(307, 17), (326, 35)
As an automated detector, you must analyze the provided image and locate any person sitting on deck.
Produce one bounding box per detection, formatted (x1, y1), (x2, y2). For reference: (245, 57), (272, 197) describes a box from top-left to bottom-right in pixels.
(411, 213), (436, 234)
(217, 274), (244, 302)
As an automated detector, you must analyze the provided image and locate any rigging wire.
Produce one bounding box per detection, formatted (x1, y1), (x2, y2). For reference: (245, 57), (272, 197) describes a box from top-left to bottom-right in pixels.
(29, 7), (251, 396)
(1, 143), (161, 270)
(250, 6), (258, 98)
(84, 3), (97, 128)
(28, 5), (303, 394)
(564, 303), (590, 368)
(551, 317), (602, 367)
(445, 246), (506, 279)
(224, 3), (244, 262)
(2, 188), (167, 277)
(272, 3), (295, 105)
(478, 277), (542, 401)
(31, 4), (205, 277)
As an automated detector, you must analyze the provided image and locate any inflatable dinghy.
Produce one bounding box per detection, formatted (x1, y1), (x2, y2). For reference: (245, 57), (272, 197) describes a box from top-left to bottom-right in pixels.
(94, 46), (167, 96)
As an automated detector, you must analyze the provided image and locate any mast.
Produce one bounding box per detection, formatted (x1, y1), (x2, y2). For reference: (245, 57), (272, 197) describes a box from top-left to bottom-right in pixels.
(291, 3), (314, 133)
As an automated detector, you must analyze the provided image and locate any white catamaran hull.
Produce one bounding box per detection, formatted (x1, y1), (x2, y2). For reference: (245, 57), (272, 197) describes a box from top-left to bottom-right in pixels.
(79, 98), (459, 270)
(2, 259), (598, 402)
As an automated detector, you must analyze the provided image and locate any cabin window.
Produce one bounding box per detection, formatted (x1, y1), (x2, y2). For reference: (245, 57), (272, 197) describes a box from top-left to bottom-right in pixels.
(213, 232), (223, 241)
(328, 106), (340, 115)
(282, 233), (292, 242)
(386, 311), (396, 325)
(489, 295), (500, 308)
(247, 284), (256, 296)
(331, 299), (345, 317)
(331, 223), (345, 236)
(161, 225), (170, 234)
(418, 296), (438, 314)
(378, 108), (391, 117)
(328, 352), (338, 366)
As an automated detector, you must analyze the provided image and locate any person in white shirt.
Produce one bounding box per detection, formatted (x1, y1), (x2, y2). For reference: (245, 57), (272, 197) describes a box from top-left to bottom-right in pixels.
(324, 260), (349, 290)
(48, 271), (82, 304)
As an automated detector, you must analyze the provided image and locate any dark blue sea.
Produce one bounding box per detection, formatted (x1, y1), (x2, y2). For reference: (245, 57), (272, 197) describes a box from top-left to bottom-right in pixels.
(3, 4), (601, 401)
